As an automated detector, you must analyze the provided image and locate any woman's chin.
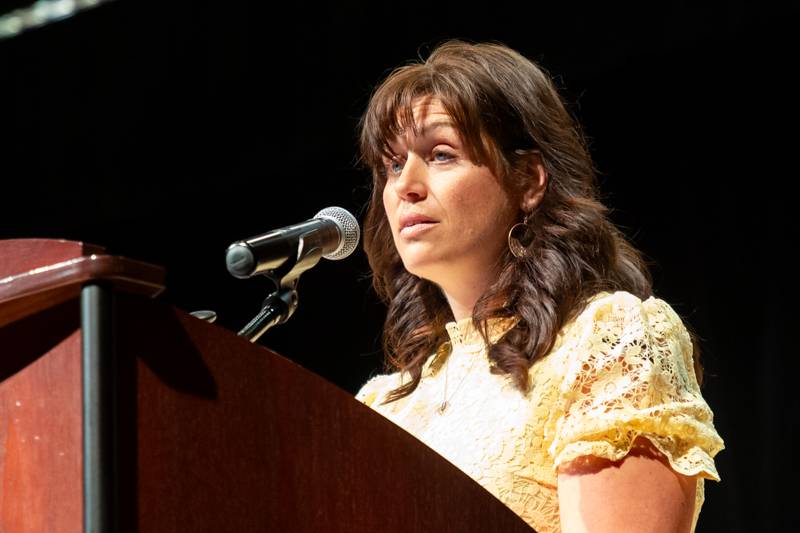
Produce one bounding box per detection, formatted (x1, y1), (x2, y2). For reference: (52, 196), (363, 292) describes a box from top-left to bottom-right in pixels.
(400, 256), (439, 280)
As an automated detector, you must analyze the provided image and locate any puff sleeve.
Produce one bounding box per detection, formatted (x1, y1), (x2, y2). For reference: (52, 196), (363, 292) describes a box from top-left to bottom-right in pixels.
(548, 292), (724, 480)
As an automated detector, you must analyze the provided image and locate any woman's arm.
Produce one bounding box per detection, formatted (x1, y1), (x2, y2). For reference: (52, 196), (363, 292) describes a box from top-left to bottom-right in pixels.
(557, 437), (697, 533)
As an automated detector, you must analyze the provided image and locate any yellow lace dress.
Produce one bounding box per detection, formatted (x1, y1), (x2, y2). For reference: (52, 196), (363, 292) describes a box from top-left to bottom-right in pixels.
(356, 291), (725, 533)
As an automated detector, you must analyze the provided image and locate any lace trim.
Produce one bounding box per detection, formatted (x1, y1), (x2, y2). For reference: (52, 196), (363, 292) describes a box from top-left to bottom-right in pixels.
(445, 316), (518, 349)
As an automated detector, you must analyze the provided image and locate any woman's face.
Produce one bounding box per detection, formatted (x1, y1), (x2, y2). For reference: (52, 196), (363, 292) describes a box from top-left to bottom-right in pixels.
(382, 97), (519, 291)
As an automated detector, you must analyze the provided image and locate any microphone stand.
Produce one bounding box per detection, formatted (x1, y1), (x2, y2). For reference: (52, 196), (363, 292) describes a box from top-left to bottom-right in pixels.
(238, 278), (298, 342)
(236, 233), (323, 342)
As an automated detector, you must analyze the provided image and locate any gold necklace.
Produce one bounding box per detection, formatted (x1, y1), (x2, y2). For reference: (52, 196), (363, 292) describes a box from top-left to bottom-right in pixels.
(437, 352), (480, 415)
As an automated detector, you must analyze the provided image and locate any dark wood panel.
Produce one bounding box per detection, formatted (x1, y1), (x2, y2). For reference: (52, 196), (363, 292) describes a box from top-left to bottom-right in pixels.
(0, 301), (82, 533)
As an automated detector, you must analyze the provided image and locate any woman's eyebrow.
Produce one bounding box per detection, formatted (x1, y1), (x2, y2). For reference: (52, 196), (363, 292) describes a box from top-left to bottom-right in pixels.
(383, 120), (458, 154)
(418, 120), (456, 135)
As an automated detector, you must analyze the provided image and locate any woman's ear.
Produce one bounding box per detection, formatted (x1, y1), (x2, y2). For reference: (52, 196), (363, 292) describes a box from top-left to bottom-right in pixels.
(520, 151), (548, 212)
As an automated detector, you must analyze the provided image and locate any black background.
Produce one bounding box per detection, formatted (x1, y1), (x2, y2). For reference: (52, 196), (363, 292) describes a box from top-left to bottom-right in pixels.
(1, 1), (796, 531)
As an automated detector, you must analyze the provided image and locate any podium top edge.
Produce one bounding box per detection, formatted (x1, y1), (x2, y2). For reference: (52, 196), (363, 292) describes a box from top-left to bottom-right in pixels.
(0, 240), (166, 313)
(0, 239), (106, 278)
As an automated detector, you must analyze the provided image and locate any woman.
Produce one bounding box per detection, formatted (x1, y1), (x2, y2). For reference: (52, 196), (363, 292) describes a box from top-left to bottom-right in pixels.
(355, 40), (724, 533)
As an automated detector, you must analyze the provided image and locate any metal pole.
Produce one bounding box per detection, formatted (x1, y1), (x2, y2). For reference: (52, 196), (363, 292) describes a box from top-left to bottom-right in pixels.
(81, 283), (114, 533)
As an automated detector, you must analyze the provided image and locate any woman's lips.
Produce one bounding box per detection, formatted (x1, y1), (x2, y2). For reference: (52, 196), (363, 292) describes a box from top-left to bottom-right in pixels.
(398, 214), (438, 238)
(400, 221), (438, 238)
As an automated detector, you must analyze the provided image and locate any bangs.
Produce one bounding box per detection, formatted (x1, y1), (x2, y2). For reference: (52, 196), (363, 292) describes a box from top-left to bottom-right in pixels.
(359, 64), (494, 180)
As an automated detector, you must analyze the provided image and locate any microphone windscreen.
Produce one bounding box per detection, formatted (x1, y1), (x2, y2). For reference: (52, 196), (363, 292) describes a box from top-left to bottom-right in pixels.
(314, 207), (361, 260)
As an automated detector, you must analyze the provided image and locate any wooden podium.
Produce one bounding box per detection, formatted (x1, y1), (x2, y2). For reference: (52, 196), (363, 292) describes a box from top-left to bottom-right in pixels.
(0, 239), (535, 532)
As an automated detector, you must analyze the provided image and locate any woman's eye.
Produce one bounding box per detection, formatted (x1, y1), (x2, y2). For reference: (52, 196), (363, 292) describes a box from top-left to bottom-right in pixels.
(388, 159), (404, 175)
(433, 150), (454, 162)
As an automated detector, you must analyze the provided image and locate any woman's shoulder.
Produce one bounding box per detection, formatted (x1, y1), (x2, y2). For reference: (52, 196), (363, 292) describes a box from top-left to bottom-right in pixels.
(552, 290), (693, 365)
(570, 290), (688, 335)
(355, 343), (448, 407)
(579, 289), (673, 312)
(355, 371), (403, 408)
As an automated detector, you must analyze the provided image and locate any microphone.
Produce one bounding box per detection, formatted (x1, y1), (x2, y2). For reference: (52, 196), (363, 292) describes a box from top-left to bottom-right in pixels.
(225, 206), (360, 279)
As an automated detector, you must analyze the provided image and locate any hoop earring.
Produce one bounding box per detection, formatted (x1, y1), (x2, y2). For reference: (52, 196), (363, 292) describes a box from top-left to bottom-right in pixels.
(508, 213), (534, 259)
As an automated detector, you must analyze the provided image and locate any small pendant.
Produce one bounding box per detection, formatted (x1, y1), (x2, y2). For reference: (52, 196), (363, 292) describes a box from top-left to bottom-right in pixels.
(437, 401), (448, 414)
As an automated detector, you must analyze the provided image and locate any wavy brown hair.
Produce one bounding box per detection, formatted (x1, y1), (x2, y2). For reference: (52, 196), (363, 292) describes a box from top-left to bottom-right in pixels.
(359, 40), (699, 403)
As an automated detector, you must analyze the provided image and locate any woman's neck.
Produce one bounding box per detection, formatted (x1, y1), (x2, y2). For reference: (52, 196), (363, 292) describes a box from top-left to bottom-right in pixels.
(440, 278), (493, 321)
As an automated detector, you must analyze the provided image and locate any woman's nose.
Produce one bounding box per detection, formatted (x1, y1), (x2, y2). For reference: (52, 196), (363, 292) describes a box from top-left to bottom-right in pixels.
(392, 155), (427, 202)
